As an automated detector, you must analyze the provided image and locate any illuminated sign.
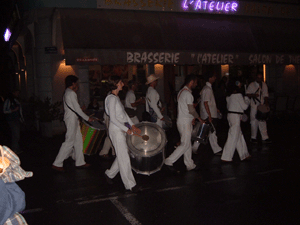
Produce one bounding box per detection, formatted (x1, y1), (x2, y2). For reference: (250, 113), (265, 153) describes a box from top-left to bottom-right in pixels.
(182, 0), (239, 12)
(4, 28), (11, 42)
(76, 58), (98, 62)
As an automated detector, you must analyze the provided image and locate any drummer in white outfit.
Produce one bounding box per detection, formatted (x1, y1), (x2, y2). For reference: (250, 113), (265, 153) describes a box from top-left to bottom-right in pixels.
(198, 73), (222, 155)
(52, 75), (94, 172)
(104, 76), (141, 192)
(165, 75), (204, 171)
(125, 80), (144, 124)
(246, 73), (271, 144)
(221, 80), (251, 162)
(145, 74), (164, 127)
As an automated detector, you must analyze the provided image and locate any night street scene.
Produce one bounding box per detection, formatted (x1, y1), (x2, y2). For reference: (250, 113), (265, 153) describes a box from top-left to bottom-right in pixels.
(1, 0), (300, 225)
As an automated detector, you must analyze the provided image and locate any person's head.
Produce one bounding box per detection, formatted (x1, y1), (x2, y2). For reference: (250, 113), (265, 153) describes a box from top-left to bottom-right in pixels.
(203, 72), (216, 84)
(107, 75), (124, 92)
(227, 78), (242, 96)
(146, 74), (159, 87)
(65, 75), (79, 91)
(184, 74), (198, 89)
(128, 80), (137, 91)
(256, 73), (263, 83)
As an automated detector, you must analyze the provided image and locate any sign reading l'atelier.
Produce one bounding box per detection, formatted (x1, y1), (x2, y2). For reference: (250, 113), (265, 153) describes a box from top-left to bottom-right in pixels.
(97, 0), (300, 19)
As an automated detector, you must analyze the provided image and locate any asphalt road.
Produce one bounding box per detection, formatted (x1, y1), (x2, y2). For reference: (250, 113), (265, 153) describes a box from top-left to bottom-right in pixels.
(7, 117), (300, 225)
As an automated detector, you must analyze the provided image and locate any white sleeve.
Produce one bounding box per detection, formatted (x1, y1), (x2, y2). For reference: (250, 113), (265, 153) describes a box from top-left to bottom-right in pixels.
(3, 99), (12, 114)
(262, 83), (269, 98)
(237, 94), (250, 110)
(107, 96), (129, 132)
(67, 91), (89, 121)
(201, 88), (210, 103)
(246, 83), (255, 94)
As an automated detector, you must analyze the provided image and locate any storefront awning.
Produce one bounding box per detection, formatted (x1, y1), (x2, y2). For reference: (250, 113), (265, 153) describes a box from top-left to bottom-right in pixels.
(59, 8), (300, 65)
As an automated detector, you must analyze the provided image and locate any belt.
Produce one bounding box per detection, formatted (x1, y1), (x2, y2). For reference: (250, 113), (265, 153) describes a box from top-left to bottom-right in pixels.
(227, 111), (244, 115)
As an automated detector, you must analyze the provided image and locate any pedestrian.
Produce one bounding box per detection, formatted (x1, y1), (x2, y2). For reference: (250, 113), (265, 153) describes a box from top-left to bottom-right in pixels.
(221, 80), (251, 162)
(3, 89), (24, 155)
(145, 74), (164, 127)
(104, 75), (141, 192)
(125, 80), (144, 124)
(87, 97), (100, 111)
(52, 75), (94, 172)
(165, 74), (204, 172)
(195, 72), (222, 155)
(99, 111), (115, 159)
(246, 73), (272, 144)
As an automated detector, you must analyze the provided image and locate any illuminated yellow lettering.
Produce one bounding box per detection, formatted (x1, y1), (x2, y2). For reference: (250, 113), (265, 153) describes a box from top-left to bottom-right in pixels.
(105, 0), (113, 5)
(115, 0), (122, 5)
(155, 0), (162, 7)
(148, 0), (154, 7)
(167, 0), (174, 9)
(124, 0), (131, 6)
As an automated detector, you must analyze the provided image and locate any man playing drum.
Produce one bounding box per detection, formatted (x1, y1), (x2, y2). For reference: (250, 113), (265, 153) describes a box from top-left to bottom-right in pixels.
(52, 75), (95, 172)
(246, 73), (271, 144)
(196, 72), (223, 155)
(165, 75), (204, 172)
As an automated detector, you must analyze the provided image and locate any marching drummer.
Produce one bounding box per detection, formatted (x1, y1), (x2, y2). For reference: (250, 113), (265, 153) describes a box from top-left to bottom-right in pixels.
(52, 75), (94, 172)
(165, 74), (204, 172)
(125, 80), (144, 124)
(104, 75), (142, 193)
(246, 73), (272, 144)
(145, 74), (165, 127)
(221, 79), (251, 162)
(196, 72), (222, 155)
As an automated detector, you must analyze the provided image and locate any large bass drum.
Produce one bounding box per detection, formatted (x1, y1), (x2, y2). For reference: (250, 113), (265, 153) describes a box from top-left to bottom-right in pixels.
(126, 122), (167, 175)
(256, 104), (270, 121)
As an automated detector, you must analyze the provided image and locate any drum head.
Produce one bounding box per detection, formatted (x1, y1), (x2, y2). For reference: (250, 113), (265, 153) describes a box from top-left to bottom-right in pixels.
(83, 120), (105, 130)
(127, 122), (167, 157)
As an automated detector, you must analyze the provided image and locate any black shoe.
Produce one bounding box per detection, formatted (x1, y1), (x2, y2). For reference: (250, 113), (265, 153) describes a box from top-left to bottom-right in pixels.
(262, 139), (272, 144)
(165, 164), (177, 173)
(104, 174), (114, 185)
(214, 151), (222, 156)
(250, 139), (258, 143)
(131, 185), (141, 193)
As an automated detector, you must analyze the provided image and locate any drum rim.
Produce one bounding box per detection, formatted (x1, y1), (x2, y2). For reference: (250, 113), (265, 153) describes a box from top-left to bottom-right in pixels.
(82, 120), (105, 130)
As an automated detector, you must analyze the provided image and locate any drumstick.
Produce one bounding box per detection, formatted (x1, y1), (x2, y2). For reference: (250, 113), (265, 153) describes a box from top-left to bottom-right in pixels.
(132, 133), (149, 141)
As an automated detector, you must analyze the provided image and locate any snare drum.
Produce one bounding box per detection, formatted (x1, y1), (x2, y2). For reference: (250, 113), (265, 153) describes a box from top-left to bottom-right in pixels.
(256, 104), (270, 121)
(191, 121), (211, 144)
(81, 120), (106, 155)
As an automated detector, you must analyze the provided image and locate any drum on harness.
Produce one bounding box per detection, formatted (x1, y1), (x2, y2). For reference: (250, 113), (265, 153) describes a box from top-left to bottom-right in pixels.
(191, 121), (211, 145)
(81, 120), (106, 155)
(256, 104), (270, 121)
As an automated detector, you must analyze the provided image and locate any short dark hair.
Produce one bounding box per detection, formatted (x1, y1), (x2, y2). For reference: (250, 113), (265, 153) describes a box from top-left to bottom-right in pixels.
(65, 75), (78, 88)
(107, 75), (122, 91)
(203, 72), (214, 82)
(128, 80), (136, 89)
(183, 74), (198, 86)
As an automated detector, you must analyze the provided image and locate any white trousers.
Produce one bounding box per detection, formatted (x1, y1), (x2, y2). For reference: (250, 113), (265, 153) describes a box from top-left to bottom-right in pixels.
(53, 118), (86, 167)
(250, 106), (269, 140)
(221, 114), (250, 161)
(99, 135), (115, 156)
(165, 121), (196, 171)
(192, 127), (222, 154)
(105, 128), (136, 190)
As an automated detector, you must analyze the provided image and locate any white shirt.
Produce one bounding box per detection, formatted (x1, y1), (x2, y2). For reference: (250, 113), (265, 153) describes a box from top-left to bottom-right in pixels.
(125, 90), (136, 110)
(105, 94), (134, 132)
(145, 86), (163, 119)
(177, 86), (194, 123)
(63, 88), (89, 121)
(226, 93), (250, 113)
(200, 82), (218, 119)
(246, 81), (269, 107)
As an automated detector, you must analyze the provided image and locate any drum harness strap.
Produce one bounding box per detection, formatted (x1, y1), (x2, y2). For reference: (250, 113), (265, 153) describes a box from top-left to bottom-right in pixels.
(64, 100), (93, 126)
(227, 111), (244, 115)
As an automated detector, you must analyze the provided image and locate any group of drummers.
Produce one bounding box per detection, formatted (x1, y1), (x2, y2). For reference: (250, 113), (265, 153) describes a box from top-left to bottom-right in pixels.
(51, 72), (272, 193)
